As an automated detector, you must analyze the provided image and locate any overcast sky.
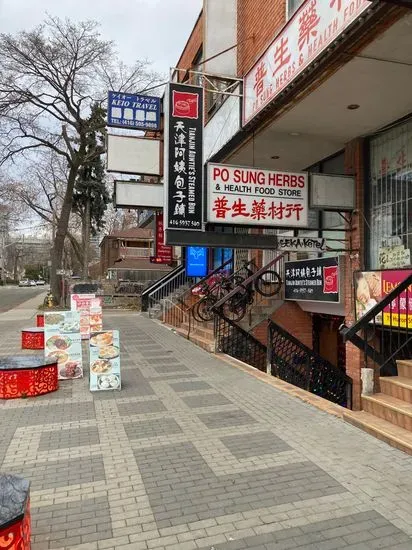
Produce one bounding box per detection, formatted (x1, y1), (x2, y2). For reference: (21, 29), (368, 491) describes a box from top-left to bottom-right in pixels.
(0, 0), (203, 76)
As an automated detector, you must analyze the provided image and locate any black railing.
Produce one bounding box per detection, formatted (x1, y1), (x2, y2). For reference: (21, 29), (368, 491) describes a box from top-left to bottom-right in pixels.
(141, 264), (184, 312)
(268, 320), (352, 408)
(214, 311), (267, 372)
(341, 272), (412, 374)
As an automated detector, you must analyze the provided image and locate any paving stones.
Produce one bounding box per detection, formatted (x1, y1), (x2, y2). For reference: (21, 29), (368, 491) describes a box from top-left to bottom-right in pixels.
(9, 455), (105, 491)
(134, 441), (347, 527)
(220, 431), (291, 459)
(123, 417), (182, 439)
(182, 392), (232, 408)
(197, 409), (258, 429)
(1, 312), (411, 550)
(38, 426), (100, 452)
(170, 381), (212, 392)
(117, 399), (166, 416)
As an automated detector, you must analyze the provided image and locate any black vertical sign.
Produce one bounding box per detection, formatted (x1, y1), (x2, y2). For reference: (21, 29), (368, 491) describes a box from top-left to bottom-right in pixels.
(166, 83), (203, 231)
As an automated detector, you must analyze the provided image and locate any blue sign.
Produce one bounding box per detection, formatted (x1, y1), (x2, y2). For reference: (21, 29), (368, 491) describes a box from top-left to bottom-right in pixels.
(186, 247), (208, 277)
(107, 91), (161, 131)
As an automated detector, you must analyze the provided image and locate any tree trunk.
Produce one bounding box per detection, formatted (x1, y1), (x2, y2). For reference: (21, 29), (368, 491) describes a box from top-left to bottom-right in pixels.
(50, 163), (78, 304)
(82, 198), (91, 280)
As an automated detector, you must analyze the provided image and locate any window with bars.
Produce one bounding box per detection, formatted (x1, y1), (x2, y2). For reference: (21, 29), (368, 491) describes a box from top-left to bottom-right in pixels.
(369, 119), (412, 269)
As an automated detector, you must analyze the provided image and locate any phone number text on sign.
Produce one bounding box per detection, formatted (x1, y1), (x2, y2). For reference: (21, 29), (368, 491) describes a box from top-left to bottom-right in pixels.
(207, 163), (308, 228)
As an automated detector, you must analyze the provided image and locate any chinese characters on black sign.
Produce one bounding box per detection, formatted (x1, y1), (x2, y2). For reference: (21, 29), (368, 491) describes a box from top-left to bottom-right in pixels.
(285, 257), (340, 303)
(166, 83), (203, 231)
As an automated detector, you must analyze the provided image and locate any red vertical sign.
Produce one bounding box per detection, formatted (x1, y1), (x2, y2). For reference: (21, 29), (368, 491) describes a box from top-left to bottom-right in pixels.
(153, 212), (173, 264)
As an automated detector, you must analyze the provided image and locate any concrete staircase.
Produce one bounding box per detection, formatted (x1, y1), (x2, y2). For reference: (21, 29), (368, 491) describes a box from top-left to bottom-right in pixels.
(343, 360), (412, 455)
(175, 320), (215, 353)
(238, 297), (284, 332)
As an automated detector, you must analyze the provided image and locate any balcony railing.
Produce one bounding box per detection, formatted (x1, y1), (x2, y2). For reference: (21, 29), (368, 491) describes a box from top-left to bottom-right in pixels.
(119, 247), (152, 259)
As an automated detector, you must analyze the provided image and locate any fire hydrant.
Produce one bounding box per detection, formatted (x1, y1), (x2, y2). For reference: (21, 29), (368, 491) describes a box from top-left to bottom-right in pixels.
(44, 292), (56, 308)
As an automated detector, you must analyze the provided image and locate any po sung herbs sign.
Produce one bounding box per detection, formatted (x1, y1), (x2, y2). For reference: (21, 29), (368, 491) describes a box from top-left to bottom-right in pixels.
(207, 163), (308, 228)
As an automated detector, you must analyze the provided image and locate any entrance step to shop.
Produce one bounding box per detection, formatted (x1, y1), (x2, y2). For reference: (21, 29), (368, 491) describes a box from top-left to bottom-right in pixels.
(175, 320), (215, 353)
(361, 393), (412, 431)
(343, 410), (412, 455)
(344, 359), (412, 454)
(238, 298), (284, 332)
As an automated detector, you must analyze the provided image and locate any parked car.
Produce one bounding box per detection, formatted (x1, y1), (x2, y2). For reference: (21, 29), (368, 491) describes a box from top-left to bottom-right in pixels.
(19, 279), (29, 287)
(36, 279), (46, 286)
(29, 280), (37, 287)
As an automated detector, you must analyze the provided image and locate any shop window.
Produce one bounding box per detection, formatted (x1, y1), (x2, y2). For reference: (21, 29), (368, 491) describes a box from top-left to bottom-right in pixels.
(369, 119), (412, 269)
(287, 0), (305, 18)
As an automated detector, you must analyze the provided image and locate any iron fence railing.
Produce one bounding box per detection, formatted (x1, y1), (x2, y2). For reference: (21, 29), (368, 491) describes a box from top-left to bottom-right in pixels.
(141, 264), (184, 312)
(341, 272), (412, 375)
(214, 311), (267, 372)
(268, 320), (352, 408)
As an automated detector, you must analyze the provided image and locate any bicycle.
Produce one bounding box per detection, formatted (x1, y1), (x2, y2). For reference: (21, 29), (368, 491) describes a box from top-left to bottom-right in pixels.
(192, 273), (243, 322)
(221, 261), (282, 322)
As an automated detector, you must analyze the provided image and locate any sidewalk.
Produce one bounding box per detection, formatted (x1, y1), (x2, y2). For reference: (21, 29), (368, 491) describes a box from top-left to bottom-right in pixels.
(0, 311), (411, 550)
(0, 291), (47, 321)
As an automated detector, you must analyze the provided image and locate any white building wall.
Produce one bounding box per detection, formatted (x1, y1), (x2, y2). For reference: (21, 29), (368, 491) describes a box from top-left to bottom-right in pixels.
(203, 85), (240, 161)
(204, 0), (237, 76)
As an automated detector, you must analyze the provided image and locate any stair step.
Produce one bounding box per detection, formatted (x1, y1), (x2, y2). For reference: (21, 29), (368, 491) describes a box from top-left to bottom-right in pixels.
(397, 360), (412, 379)
(343, 410), (412, 455)
(362, 393), (412, 431)
(380, 377), (412, 402)
(175, 328), (215, 353)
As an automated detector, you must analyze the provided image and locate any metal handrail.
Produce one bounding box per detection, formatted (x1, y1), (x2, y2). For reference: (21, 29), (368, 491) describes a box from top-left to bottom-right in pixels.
(214, 309), (267, 372)
(268, 320), (352, 408)
(342, 273), (412, 341)
(212, 253), (287, 311)
(141, 264), (184, 311)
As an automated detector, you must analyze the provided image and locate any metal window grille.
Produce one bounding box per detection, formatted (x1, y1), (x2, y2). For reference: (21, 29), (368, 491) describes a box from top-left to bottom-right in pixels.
(369, 119), (412, 269)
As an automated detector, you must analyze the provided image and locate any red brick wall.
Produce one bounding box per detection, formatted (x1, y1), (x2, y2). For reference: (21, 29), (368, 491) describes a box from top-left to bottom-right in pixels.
(176, 12), (203, 79)
(237, 0), (286, 76)
(253, 302), (312, 348)
(343, 138), (366, 410)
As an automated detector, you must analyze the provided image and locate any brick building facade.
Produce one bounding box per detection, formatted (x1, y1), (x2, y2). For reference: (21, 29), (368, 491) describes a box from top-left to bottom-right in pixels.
(167, 0), (412, 419)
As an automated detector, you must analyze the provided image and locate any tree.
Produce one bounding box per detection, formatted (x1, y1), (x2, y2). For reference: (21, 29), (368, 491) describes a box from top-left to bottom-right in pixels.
(24, 264), (43, 280)
(72, 103), (110, 278)
(0, 16), (162, 302)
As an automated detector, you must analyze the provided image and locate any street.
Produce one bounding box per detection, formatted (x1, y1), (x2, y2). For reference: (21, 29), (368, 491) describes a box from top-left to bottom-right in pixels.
(0, 286), (45, 312)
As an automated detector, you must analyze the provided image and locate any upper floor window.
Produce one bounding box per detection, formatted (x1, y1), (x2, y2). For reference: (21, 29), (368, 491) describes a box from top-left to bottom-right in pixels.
(288, 0), (305, 18)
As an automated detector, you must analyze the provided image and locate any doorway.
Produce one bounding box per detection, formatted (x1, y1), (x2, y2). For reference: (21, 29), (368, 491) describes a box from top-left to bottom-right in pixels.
(313, 314), (346, 371)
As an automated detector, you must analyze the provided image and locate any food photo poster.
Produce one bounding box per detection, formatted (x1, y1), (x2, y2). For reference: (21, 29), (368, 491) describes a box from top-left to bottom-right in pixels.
(44, 311), (83, 379)
(89, 330), (121, 392)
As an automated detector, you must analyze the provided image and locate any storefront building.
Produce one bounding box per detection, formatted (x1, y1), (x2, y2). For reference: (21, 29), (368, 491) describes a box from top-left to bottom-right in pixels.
(168, 0), (412, 409)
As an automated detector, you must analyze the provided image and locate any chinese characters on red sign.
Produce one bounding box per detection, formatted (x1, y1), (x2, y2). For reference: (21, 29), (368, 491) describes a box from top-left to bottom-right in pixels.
(154, 212), (172, 264)
(166, 83), (203, 231)
(285, 257), (340, 302)
(207, 164), (308, 228)
(244, 0), (371, 124)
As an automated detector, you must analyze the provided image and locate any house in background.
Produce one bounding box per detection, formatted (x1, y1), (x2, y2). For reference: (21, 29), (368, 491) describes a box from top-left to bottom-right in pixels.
(99, 228), (172, 283)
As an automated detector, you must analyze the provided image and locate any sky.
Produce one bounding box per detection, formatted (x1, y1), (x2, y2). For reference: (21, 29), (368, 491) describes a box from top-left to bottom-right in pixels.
(0, 0), (203, 76)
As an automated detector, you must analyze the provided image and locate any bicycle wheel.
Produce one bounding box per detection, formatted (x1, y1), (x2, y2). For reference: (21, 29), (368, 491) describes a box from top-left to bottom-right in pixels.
(255, 270), (282, 297)
(192, 300), (205, 323)
(196, 296), (217, 322)
(223, 294), (247, 322)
